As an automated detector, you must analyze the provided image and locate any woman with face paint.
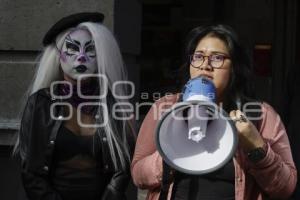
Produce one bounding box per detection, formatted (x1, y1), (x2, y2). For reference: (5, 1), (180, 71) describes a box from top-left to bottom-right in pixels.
(14, 13), (135, 200)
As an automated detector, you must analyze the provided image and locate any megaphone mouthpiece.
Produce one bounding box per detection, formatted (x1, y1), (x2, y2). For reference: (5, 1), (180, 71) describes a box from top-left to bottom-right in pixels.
(183, 76), (216, 102)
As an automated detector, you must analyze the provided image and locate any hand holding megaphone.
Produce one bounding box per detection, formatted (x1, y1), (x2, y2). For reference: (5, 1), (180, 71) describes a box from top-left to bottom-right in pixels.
(229, 110), (265, 153)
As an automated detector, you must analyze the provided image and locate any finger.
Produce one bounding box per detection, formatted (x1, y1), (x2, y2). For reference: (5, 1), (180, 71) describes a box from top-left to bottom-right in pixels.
(235, 110), (248, 122)
(229, 110), (240, 123)
(229, 110), (237, 119)
(235, 110), (243, 117)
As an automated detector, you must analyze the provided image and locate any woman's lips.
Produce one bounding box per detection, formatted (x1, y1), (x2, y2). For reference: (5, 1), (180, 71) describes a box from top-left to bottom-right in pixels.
(75, 65), (87, 73)
(199, 74), (213, 80)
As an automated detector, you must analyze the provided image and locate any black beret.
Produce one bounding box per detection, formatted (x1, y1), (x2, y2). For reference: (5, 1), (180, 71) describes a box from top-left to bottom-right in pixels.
(42, 12), (104, 46)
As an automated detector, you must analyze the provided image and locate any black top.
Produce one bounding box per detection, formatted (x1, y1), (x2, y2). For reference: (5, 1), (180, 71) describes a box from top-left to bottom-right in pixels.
(52, 125), (109, 200)
(54, 125), (99, 162)
(171, 159), (235, 200)
(19, 88), (131, 200)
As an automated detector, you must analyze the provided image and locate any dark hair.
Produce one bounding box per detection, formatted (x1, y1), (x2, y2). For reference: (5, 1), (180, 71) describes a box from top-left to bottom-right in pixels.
(180, 24), (256, 110)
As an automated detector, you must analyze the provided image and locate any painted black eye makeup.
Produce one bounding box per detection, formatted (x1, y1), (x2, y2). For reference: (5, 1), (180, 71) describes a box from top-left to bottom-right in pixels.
(85, 40), (96, 57)
(63, 34), (96, 57)
(64, 36), (80, 56)
(72, 39), (81, 46)
(85, 40), (92, 47)
(86, 48), (96, 58)
(66, 42), (80, 51)
(85, 45), (95, 52)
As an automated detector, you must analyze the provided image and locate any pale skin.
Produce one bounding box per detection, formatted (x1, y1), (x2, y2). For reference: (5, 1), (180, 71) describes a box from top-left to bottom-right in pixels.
(190, 35), (265, 153)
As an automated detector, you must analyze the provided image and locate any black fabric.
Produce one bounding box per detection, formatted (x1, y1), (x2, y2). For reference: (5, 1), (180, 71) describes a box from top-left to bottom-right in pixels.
(101, 171), (130, 200)
(284, 64), (300, 199)
(54, 125), (98, 162)
(42, 12), (104, 46)
(19, 88), (130, 200)
(171, 159), (235, 200)
(52, 126), (107, 200)
(159, 161), (174, 200)
(52, 165), (107, 200)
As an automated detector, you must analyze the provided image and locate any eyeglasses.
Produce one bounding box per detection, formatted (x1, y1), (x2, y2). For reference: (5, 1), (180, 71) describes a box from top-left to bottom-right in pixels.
(190, 53), (230, 69)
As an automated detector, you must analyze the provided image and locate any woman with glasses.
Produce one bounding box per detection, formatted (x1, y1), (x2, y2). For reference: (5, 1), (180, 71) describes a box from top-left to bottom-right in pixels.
(131, 25), (297, 200)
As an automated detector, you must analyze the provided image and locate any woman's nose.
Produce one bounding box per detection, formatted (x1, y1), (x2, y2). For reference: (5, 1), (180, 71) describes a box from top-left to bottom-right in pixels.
(200, 58), (213, 70)
(77, 54), (87, 63)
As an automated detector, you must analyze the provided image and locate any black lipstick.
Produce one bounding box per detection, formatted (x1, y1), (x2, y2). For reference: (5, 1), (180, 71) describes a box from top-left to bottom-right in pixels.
(75, 65), (87, 73)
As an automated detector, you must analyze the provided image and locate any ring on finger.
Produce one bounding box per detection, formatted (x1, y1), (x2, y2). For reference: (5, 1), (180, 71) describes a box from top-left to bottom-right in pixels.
(232, 114), (247, 123)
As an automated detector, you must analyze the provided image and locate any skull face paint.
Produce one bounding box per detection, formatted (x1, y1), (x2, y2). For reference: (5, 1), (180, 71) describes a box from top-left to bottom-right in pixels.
(60, 29), (97, 80)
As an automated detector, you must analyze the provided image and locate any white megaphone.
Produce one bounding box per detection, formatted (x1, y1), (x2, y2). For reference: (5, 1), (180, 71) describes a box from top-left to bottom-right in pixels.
(155, 76), (238, 175)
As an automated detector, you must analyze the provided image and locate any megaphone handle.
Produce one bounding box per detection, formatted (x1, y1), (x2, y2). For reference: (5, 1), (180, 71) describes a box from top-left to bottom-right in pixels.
(159, 161), (174, 200)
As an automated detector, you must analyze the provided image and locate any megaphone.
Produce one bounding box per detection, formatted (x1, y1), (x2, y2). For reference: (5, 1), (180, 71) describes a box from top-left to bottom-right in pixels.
(155, 76), (238, 175)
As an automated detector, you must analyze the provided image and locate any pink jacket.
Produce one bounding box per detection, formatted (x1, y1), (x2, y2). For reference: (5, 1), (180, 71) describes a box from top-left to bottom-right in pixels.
(131, 94), (297, 200)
